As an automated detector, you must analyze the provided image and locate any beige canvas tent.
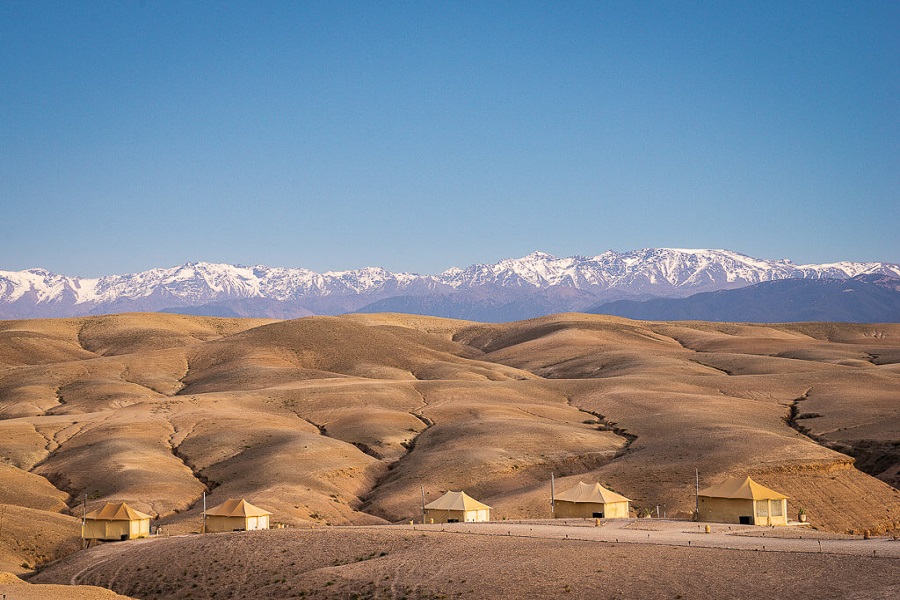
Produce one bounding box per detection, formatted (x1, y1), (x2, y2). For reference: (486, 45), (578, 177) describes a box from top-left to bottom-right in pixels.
(554, 481), (631, 519)
(698, 476), (788, 526)
(424, 491), (491, 523)
(204, 498), (271, 533)
(83, 501), (151, 541)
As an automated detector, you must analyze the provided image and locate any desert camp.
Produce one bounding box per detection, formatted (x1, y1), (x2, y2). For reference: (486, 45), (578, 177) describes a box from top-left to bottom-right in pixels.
(698, 476), (789, 526)
(83, 502), (151, 541)
(553, 481), (631, 519)
(423, 491), (491, 523)
(204, 498), (272, 533)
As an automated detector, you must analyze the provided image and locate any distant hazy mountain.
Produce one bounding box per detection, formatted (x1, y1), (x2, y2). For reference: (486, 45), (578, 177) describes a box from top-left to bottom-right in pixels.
(588, 274), (900, 323)
(1, 249), (898, 321)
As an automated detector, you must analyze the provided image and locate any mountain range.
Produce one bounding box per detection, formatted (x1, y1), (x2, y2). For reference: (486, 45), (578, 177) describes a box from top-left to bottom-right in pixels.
(590, 274), (900, 323)
(1, 248), (899, 322)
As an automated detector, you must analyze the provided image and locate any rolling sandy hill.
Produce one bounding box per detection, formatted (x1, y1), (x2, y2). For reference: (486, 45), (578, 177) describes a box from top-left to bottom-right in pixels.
(29, 524), (900, 600)
(0, 571), (135, 600)
(0, 312), (898, 580)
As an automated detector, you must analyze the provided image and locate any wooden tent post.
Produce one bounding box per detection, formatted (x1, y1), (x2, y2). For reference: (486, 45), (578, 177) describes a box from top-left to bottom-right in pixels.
(550, 473), (555, 517)
(81, 493), (87, 548)
(695, 469), (700, 518)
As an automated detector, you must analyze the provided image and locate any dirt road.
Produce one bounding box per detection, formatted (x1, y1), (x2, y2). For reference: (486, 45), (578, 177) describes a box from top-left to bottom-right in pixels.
(376, 518), (900, 558)
(31, 520), (900, 599)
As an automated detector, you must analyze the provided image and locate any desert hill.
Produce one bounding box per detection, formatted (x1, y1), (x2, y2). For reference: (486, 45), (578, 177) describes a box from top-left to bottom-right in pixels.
(0, 570), (135, 599)
(0, 311), (898, 576)
(29, 525), (900, 600)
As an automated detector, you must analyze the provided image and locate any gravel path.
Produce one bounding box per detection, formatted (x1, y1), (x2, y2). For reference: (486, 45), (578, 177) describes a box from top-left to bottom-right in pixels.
(372, 518), (900, 558)
(30, 521), (900, 599)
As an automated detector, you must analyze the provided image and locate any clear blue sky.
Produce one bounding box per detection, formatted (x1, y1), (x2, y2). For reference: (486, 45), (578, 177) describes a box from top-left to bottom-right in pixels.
(1, 1), (897, 276)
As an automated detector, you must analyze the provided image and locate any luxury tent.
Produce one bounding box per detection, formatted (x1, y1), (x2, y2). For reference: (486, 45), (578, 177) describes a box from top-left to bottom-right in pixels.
(423, 491), (491, 523)
(553, 481), (631, 519)
(698, 476), (788, 526)
(83, 501), (152, 541)
(204, 498), (272, 532)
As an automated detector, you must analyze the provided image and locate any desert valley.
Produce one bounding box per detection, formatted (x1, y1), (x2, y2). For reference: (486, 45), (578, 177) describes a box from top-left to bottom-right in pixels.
(0, 311), (897, 598)
(5, 0), (897, 596)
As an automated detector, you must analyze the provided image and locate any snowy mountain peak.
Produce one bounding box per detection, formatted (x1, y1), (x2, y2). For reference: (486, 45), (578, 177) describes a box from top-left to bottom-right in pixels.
(1, 249), (898, 320)
(522, 250), (557, 260)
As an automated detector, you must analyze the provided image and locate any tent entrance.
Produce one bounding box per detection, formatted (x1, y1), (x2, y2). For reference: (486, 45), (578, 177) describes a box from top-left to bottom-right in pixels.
(592, 512), (604, 518)
(739, 516), (752, 525)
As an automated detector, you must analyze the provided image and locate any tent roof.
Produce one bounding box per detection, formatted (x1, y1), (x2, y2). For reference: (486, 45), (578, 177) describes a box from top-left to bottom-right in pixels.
(424, 491), (491, 512)
(698, 476), (787, 500)
(205, 498), (272, 518)
(554, 481), (631, 504)
(84, 502), (152, 521)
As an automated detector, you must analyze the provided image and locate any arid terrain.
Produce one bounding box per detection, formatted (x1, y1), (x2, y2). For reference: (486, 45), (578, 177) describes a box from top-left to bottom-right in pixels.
(1, 311), (899, 597)
(28, 521), (900, 599)
(0, 569), (135, 599)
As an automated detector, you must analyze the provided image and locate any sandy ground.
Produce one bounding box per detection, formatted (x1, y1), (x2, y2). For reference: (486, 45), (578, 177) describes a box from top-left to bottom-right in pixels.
(0, 570), (135, 599)
(30, 520), (900, 599)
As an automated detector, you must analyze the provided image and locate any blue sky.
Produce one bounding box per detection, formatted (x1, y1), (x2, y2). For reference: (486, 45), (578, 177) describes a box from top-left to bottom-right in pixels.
(1, 1), (897, 276)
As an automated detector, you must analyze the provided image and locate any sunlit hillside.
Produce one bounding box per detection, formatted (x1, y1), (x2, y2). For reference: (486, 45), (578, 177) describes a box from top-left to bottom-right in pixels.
(1, 312), (898, 575)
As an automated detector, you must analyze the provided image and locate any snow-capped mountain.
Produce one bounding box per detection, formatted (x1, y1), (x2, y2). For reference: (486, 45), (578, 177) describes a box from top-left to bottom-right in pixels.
(440, 249), (897, 292)
(0, 262), (445, 319)
(1, 249), (898, 321)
